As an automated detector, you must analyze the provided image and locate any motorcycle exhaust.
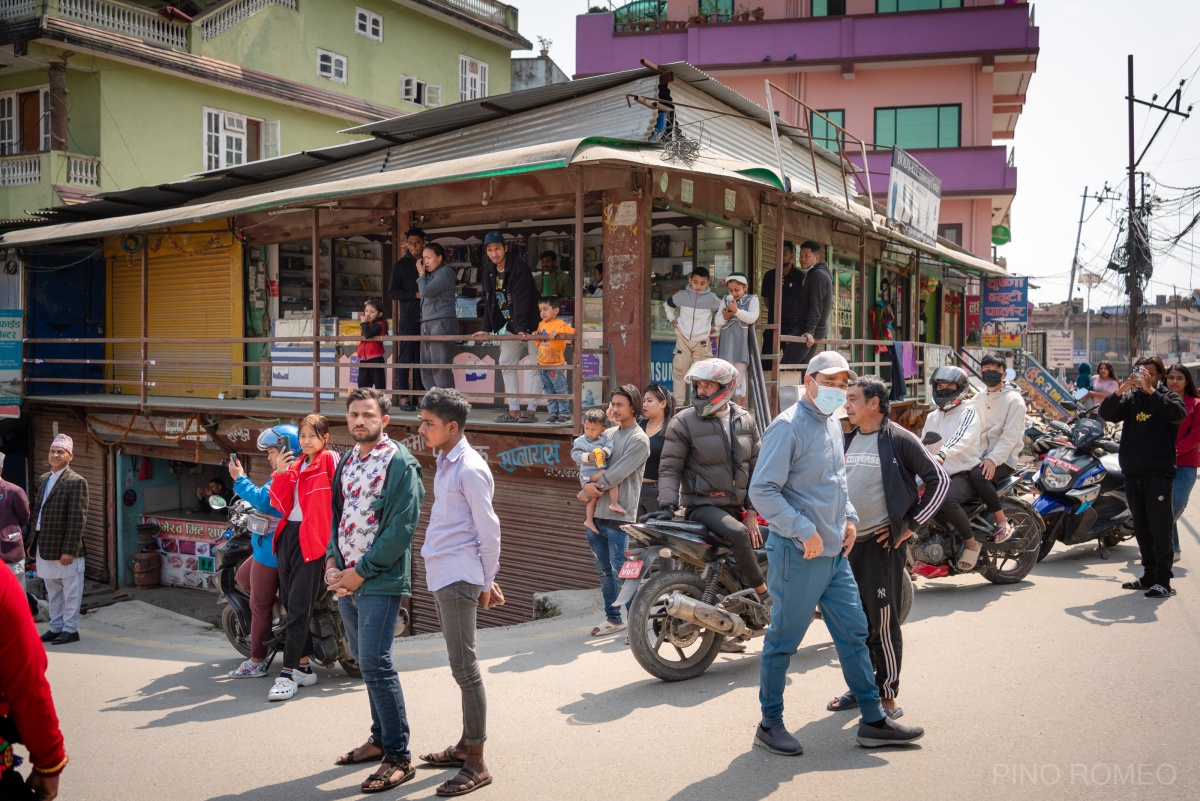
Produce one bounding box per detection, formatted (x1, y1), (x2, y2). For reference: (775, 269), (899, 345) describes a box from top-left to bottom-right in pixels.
(664, 592), (747, 638)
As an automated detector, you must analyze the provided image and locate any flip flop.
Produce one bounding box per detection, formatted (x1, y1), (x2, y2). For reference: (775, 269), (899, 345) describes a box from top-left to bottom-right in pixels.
(827, 691), (858, 712)
(992, 522), (1012, 544)
(590, 620), (625, 637)
(335, 739), (382, 766)
(420, 747), (466, 768)
(437, 767), (494, 797)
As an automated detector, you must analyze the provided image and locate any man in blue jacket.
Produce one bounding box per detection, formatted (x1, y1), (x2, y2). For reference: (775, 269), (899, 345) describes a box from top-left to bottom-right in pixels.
(749, 351), (925, 755)
(223, 424), (295, 679)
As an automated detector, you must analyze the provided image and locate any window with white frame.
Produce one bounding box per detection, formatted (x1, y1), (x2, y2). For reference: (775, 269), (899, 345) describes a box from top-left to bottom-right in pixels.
(317, 49), (348, 83)
(459, 56), (488, 102)
(204, 107), (279, 170)
(355, 7), (382, 40)
(0, 86), (51, 155)
(401, 75), (442, 108)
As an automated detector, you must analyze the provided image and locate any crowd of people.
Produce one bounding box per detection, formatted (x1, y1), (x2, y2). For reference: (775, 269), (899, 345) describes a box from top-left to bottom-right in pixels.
(5, 339), (1200, 795)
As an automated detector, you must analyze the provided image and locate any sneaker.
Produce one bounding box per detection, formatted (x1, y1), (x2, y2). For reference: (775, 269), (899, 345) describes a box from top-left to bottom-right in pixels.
(753, 724), (803, 756)
(1144, 584), (1176, 599)
(720, 639), (747, 653)
(557, 416), (572, 426)
(519, 410), (539, 424)
(268, 676), (297, 701)
(494, 411), (522, 423)
(546, 415), (560, 423)
(227, 660), (268, 679)
(292, 667), (318, 687)
(51, 631), (80, 645)
(399, 402), (416, 413)
(855, 717), (925, 747)
(40, 630), (62, 643)
(1174, 552), (1182, 564)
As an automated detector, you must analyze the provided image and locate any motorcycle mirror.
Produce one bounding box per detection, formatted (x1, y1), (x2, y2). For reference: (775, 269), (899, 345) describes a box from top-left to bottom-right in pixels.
(1005, 368), (1016, 382)
(208, 495), (228, 510)
(921, 431), (942, 447)
(1072, 387), (1089, 401)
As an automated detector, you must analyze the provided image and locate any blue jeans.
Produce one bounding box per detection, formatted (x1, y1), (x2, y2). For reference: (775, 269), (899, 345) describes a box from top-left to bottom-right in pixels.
(1173, 466), (1197, 553)
(540, 368), (570, 417)
(586, 519), (628, 624)
(338, 593), (411, 760)
(759, 532), (884, 727)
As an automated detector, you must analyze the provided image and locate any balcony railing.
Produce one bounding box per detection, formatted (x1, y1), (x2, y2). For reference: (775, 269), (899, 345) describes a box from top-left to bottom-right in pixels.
(0, 0), (34, 22)
(0, 154), (41, 187)
(59, 0), (189, 49)
(197, 0), (297, 41)
(437, 0), (519, 32)
(66, 154), (101, 188)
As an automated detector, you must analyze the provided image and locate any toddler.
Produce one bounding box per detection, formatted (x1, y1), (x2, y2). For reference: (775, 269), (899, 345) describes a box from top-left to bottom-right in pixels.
(356, 298), (388, 389)
(572, 408), (625, 533)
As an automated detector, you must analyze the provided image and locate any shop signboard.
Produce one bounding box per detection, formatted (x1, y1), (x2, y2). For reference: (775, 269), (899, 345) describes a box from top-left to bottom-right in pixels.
(1021, 354), (1074, 420)
(1046, 330), (1074, 369)
(145, 514), (228, 591)
(887, 148), (942, 246)
(0, 309), (22, 415)
(981, 277), (1028, 349)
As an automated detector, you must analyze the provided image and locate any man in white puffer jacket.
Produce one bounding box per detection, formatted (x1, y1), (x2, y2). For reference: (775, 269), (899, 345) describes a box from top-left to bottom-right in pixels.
(969, 354), (1027, 543)
(921, 366), (984, 570)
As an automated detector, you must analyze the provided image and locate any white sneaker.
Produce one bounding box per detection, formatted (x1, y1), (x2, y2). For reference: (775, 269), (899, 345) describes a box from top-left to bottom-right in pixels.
(267, 676), (296, 701)
(292, 668), (318, 687)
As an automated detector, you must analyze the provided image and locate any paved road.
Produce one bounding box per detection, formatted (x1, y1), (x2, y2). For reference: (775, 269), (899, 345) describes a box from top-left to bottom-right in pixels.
(34, 509), (1200, 800)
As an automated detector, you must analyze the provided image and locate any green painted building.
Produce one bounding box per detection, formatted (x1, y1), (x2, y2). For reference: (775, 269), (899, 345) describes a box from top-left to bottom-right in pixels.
(0, 0), (530, 221)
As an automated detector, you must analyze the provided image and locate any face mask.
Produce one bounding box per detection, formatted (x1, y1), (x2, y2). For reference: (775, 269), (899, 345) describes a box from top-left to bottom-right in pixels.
(812, 385), (847, 416)
(981, 370), (1004, 388)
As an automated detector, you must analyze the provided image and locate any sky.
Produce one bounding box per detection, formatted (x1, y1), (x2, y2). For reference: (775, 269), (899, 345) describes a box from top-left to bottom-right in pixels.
(510, 1), (1200, 306)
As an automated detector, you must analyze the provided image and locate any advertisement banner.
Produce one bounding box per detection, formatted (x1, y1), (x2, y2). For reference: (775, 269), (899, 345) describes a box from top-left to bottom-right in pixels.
(981, 277), (1028, 349)
(0, 309), (22, 410)
(965, 294), (981, 345)
(1046, 330), (1074, 369)
(1021, 354), (1075, 420)
(887, 147), (942, 246)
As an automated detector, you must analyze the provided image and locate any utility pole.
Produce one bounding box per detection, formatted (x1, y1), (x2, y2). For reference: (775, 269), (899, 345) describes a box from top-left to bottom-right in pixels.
(1065, 184), (1114, 332)
(1081, 271), (1103, 363)
(1124, 54), (1191, 362)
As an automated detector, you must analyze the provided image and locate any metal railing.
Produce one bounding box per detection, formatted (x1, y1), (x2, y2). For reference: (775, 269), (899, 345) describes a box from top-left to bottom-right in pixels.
(59, 0), (189, 49)
(772, 336), (931, 407)
(196, 0), (297, 40)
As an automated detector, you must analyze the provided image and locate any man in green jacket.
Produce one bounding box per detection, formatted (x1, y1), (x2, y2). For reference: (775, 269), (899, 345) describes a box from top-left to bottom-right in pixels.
(325, 387), (424, 794)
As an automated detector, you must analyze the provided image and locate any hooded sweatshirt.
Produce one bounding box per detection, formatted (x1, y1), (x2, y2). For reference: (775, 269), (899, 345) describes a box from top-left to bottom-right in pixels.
(973, 383), (1027, 469)
(920, 401), (982, 477)
(1075, 362), (1093, 391)
(665, 287), (723, 342)
(1099, 386), (1187, 477)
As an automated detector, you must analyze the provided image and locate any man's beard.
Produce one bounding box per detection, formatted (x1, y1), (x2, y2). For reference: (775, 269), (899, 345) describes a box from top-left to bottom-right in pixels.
(352, 426), (381, 443)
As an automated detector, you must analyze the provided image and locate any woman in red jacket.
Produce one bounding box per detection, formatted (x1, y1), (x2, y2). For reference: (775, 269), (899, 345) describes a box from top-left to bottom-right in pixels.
(267, 413), (339, 702)
(1166, 364), (1200, 561)
(0, 566), (67, 800)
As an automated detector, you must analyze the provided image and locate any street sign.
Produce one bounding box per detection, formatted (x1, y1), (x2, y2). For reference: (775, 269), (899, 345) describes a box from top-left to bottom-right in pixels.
(887, 147), (942, 246)
(1046, 330), (1074, 368)
(991, 225), (1011, 246)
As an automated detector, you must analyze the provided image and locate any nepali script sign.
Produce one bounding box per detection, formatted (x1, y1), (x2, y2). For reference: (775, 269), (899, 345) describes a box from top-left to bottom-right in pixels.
(981, 277), (1028, 349)
(887, 147), (942, 246)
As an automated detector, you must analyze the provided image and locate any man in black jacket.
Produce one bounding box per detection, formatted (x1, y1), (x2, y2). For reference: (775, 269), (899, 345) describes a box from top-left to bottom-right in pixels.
(387, 227), (426, 411)
(761, 241), (806, 364)
(793, 240), (833, 370)
(1100, 356), (1187, 599)
(473, 230), (540, 423)
(826, 376), (948, 718)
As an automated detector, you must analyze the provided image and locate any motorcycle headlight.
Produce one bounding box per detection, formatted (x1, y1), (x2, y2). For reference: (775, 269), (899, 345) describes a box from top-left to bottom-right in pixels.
(1041, 467), (1073, 490)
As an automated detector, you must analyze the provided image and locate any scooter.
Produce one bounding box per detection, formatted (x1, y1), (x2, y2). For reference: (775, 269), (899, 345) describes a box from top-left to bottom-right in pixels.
(1032, 417), (1133, 561)
(211, 496), (365, 677)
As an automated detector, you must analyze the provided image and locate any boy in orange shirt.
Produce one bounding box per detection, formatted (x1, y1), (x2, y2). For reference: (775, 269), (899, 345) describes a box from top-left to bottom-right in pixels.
(534, 296), (576, 424)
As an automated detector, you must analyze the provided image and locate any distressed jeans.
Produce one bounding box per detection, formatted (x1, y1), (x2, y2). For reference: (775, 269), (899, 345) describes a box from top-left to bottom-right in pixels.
(338, 592), (411, 761)
(433, 581), (488, 745)
(587, 519), (629, 624)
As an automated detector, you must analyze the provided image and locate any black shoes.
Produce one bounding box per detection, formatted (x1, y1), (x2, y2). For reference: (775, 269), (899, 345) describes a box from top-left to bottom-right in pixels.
(40, 629), (62, 643)
(753, 724), (804, 756)
(50, 631), (80, 645)
(855, 717), (926, 747)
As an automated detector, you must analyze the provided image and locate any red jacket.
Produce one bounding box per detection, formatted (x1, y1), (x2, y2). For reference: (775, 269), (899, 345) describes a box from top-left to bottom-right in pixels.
(356, 319), (388, 362)
(1177, 395), (1200, 468)
(0, 567), (67, 776)
(269, 448), (339, 562)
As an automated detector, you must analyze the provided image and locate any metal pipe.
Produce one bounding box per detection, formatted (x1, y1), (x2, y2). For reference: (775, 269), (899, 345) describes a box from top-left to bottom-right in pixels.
(311, 207), (320, 413)
(572, 168), (585, 436)
(664, 592), (746, 638)
(139, 245), (148, 406)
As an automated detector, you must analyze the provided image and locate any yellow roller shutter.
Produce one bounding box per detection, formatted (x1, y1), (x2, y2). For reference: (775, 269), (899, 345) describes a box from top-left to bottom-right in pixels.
(108, 228), (243, 398)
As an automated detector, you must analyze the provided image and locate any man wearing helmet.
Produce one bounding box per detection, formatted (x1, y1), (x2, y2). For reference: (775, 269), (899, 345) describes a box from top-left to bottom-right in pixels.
(222, 425), (295, 678)
(657, 358), (768, 617)
(920, 366), (985, 571)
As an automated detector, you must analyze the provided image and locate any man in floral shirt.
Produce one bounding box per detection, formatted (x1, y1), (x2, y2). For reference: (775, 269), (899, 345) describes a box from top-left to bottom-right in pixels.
(325, 387), (424, 793)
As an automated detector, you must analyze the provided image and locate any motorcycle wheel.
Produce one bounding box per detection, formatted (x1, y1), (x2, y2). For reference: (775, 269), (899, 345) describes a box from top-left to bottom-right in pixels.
(981, 498), (1043, 585)
(221, 605), (253, 658)
(628, 570), (723, 682)
(1101, 526), (1133, 548)
(339, 656), (362, 678)
(1036, 513), (1061, 562)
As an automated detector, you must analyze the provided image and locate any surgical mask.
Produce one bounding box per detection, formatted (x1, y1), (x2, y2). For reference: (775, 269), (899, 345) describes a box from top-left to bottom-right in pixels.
(812, 385), (847, 416)
(981, 370), (1004, 388)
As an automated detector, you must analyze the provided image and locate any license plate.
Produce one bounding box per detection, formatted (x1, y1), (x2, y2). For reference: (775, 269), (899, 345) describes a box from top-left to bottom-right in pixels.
(618, 560), (644, 579)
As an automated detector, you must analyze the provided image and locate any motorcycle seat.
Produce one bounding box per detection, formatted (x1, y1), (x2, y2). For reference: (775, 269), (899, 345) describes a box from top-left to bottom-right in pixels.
(654, 520), (710, 537)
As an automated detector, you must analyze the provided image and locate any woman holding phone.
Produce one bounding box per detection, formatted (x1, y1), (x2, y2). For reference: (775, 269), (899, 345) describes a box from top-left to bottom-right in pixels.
(266, 414), (339, 701)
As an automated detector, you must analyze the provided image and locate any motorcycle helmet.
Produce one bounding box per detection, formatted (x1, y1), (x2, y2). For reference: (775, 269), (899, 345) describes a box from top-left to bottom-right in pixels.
(685, 358), (738, 418)
(256, 424), (300, 455)
(929, 365), (970, 411)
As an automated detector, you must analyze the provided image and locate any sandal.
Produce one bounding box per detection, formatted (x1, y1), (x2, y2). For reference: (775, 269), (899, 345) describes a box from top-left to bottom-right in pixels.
(361, 755), (416, 794)
(992, 522), (1012, 544)
(437, 767), (494, 797)
(420, 746), (466, 768)
(827, 691), (858, 712)
(589, 620), (625, 637)
(957, 545), (981, 571)
(1121, 578), (1147, 590)
(335, 738), (382, 766)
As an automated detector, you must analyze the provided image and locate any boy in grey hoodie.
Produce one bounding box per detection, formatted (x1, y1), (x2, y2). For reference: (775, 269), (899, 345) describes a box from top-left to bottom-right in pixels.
(664, 266), (722, 405)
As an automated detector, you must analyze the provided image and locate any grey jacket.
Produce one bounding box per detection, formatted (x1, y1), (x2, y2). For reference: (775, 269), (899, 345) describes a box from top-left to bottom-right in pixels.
(417, 264), (457, 322)
(973, 383), (1027, 469)
(657, 404), (760, 511)
(592, 423), (650, 524)
(749, 396), (857, 555)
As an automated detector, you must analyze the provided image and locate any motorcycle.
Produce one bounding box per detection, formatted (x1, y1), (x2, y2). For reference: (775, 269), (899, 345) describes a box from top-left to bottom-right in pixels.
(909, 433), (1044, 585)
(210, 496), (370, 677)
(1032, 417), (1134, 561)
(615, 512), (914, 682)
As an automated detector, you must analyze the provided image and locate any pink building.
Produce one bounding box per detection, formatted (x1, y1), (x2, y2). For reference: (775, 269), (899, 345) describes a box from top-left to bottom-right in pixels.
(577, 0), (1039, 345)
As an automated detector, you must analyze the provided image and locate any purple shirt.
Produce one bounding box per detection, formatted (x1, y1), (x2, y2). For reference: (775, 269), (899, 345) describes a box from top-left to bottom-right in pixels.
(421, 437), (501, 593)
